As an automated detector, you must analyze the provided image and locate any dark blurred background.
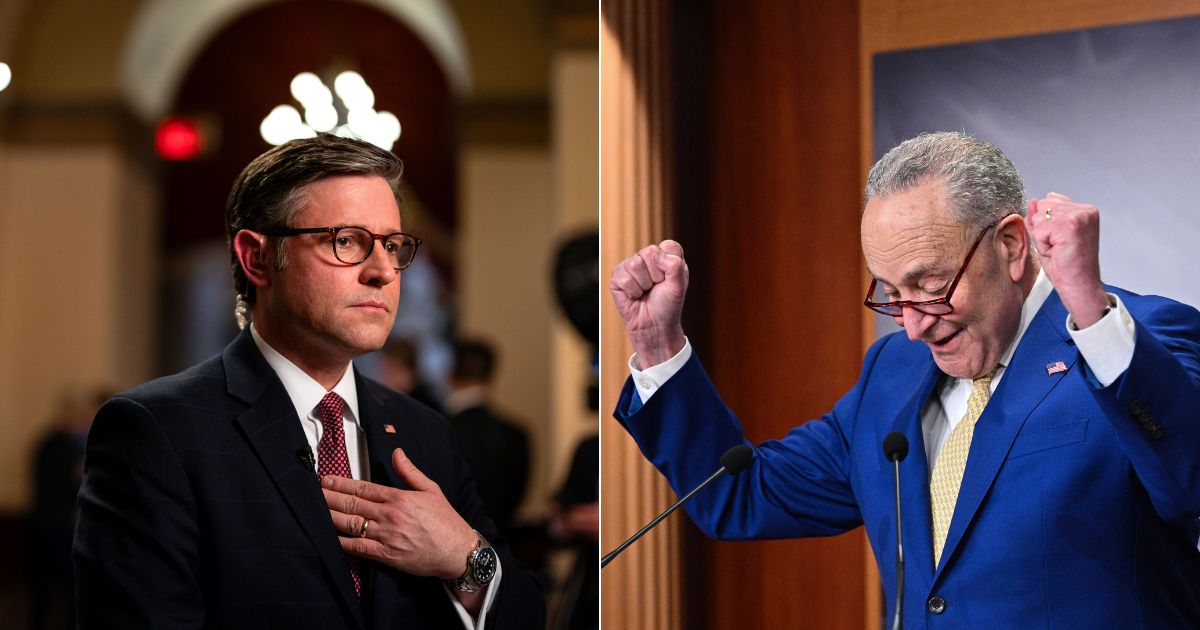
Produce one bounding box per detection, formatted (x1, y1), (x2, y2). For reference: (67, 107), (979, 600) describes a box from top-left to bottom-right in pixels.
(0, 0), (598, 627)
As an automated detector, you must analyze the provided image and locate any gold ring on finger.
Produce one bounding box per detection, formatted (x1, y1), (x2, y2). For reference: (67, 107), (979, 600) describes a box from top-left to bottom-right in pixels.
(358, 519), (370, 538)
(1044, 207), (1053, 221)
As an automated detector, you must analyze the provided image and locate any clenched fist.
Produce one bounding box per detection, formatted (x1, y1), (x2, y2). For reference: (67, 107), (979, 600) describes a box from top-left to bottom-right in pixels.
(610, 240), (689, 368)
(1026, 192), (1110, 328)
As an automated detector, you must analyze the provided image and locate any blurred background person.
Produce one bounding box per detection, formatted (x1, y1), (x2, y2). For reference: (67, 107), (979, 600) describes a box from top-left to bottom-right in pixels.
(549, 434), (597, 630)
(25, 387), (109, 630)
(546, 230), (599, 630)
(379, 337), (444, 414)
(445, 339), (531, 540)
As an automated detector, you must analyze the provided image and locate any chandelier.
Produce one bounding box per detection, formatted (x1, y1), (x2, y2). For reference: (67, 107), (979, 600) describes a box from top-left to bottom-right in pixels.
(260, 70), (401, 151)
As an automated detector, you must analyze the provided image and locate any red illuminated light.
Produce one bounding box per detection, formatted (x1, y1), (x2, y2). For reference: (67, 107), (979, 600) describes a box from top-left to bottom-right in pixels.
(155, 117), (203, 160)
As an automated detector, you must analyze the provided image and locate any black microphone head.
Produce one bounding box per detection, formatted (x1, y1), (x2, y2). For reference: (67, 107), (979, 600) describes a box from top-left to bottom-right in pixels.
(883, 432), (909, 462)
(719, 444), (754, 474)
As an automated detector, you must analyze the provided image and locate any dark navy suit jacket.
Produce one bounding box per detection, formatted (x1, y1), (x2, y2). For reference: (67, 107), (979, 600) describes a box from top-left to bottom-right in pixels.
(75, 330), (544, 629)
(616, 287), (1200, 628)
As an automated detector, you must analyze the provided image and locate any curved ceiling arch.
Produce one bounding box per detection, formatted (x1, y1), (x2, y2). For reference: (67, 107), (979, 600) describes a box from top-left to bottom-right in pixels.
(119, 0), (471, 121)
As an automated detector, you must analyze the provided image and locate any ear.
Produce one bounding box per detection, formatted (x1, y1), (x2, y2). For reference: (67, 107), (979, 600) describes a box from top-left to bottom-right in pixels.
(996, 214), (1029, 282)
(233, 229), (272, 290)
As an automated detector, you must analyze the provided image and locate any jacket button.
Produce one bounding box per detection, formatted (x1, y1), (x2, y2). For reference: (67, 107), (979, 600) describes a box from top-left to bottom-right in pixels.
(927, 595), (946, 614)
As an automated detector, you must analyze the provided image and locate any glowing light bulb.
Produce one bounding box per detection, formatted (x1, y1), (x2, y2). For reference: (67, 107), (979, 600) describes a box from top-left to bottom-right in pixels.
(261, 104), (306, 145)
(290, 72), (325, 105)
(335, 71), (374, 110)
(376, 111), (401, 143)
(305, 103), (338, 132)
(347, 107), (377, 138)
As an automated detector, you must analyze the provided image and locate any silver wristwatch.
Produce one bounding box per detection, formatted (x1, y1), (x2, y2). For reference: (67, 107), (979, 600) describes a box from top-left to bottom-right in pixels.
(448, 530), (498, 592)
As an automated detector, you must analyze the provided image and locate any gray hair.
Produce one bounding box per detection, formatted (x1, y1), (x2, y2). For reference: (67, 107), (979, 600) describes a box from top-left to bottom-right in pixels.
(225, 134), (404, 309)
(865, 131), (1026, 231)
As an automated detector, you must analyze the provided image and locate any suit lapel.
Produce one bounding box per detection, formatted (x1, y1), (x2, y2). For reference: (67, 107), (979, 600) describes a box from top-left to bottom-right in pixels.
(224, 331), (366, 630)
(934, 292), (1076, 580)
(356, 372), (416, 489)
(889, 359), (943, 591)
(356, 372), (415, 629)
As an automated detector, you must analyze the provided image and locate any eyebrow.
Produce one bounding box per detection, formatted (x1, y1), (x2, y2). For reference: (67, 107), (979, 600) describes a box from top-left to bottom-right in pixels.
(901, 264), (951, 285)
(869, 263), (951, 287)
(335, 224), (404, 233)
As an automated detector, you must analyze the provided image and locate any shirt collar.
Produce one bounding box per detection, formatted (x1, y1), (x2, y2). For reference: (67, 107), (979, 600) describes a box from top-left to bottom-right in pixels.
(249, 323), (360, 425)
(996, 268), (1054, 371)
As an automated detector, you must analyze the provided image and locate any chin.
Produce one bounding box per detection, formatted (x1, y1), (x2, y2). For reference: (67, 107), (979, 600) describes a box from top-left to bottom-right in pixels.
(358, 332), (391, 353)
(933, 356), (974, 380)
(333, 328), (391, 357)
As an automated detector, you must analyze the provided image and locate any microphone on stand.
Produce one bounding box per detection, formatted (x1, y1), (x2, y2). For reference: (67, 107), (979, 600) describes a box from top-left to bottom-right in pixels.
(882, 432), (909, 630)
(601, 444), (754, 569)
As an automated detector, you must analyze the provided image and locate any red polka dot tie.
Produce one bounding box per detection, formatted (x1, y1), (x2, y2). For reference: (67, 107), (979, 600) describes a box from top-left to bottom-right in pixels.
(316, 392), (363, 598)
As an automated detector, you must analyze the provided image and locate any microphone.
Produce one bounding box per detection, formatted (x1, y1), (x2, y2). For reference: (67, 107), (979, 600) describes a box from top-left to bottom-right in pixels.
(297, 446), (316, 470)
(882, 432), (909, 630)
(601, 444), (753, 569)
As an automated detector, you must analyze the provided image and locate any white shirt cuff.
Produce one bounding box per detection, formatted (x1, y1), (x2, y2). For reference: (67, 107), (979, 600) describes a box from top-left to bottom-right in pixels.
(1066, 292), (1136, 388)
(444, 561), (501, 630)
(629, 338), (693, 404)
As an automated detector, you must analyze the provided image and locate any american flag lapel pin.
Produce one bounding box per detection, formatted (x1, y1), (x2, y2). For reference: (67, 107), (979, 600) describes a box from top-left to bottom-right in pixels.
(384, 424), (397, 434)
(1046, 361), (1068, 376)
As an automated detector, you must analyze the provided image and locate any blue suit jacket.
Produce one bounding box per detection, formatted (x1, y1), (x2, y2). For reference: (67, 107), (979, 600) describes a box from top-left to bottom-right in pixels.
(75, 330), (544, 629)
(616, 288), (1200, 628)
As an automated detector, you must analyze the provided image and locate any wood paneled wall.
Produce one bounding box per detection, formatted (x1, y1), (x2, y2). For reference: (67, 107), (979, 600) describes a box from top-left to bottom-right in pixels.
(682, 1), (870, 628)
(600, 0), (681, 628)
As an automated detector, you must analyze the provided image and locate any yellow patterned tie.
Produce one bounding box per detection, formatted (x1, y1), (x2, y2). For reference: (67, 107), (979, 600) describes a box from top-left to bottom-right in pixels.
(930, 369), (997, 567)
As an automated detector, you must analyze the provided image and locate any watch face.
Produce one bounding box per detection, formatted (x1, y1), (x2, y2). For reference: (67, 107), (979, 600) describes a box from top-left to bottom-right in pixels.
(471, 547), (498, 584)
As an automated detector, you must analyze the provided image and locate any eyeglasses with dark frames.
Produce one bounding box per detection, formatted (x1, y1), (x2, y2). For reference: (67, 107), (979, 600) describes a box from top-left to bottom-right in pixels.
(261, 226), (422, 271)
(863, 220), (1000, 317)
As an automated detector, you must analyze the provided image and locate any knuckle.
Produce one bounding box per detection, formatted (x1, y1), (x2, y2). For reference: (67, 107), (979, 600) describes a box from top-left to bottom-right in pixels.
(617, 272), (634, 286)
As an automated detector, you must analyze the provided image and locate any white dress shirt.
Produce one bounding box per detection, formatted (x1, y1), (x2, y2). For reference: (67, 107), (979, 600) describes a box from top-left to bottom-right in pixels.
(251, 325), (367, 479)
(630, 270), (1136, 473)
(250, 325), (499, 630)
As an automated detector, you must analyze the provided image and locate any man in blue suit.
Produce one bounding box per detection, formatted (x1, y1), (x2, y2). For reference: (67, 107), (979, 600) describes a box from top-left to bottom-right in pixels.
(610, 132), (1200, 627)
(75, 135), (543, 628)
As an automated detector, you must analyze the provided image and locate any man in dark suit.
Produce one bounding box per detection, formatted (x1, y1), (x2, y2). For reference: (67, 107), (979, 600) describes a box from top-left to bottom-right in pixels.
(445, 340), (531, 539)
(609, 132), (1200, 626)
(74, 134), (544, 629)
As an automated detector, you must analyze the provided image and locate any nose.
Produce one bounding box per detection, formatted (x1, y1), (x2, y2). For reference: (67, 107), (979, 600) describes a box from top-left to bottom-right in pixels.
(359, 240), (398, 286)
(899, 307), (938, 341)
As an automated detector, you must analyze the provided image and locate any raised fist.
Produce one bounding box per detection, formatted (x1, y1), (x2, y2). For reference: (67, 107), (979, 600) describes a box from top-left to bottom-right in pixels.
(609, 240), (689, 368)
(1026, 192), (1109, 328)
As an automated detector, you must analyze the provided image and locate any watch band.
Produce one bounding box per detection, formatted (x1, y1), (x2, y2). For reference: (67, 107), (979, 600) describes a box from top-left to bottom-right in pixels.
(447, 530), (497, 593)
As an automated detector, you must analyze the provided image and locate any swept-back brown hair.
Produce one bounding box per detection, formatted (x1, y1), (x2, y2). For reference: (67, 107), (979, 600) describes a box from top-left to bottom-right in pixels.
(225, 134), (404, 306)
